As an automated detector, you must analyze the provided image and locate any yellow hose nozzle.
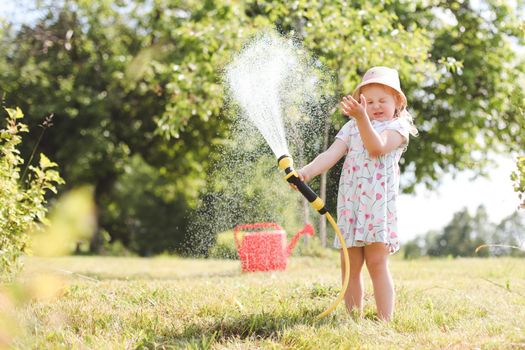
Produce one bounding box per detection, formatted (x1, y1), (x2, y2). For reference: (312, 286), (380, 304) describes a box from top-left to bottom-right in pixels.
(277, 155), (327, 214)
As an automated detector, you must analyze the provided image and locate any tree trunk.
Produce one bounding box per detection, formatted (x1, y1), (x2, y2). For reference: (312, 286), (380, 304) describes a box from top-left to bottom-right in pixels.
(319, 112), (331, 247)
(89, 205), (104, 254)
(89, 172), (117, 253)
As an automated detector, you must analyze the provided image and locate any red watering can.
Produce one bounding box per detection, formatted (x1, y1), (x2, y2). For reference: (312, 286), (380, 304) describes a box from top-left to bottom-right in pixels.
(234, 222), (314, 272)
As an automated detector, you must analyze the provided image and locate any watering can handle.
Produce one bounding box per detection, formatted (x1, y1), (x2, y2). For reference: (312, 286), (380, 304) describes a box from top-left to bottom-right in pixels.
(234, 222), (284, 252)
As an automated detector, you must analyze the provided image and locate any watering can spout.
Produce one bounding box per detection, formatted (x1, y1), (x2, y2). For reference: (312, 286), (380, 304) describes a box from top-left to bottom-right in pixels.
(285, 224), (315, 257)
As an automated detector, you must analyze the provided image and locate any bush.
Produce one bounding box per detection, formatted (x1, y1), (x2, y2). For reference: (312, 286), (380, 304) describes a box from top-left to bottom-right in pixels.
(0, 107), (63, 280)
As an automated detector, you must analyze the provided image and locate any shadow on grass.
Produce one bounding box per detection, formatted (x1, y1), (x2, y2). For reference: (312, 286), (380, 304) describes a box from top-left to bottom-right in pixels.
(136, 308), (335, 349)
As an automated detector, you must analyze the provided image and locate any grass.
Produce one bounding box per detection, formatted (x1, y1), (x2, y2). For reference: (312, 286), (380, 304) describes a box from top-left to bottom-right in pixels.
(4, 255), (525, 349)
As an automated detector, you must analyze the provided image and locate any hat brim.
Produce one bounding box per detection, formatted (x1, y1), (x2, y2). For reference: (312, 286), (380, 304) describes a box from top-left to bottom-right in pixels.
(352, 79), (407, 107)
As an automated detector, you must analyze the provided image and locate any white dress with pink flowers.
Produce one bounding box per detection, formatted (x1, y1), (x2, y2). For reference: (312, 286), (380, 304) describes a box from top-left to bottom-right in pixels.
(334, 118), (411, 254)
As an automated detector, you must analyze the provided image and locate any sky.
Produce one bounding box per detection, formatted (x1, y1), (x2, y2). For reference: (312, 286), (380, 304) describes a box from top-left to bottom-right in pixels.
(397, 156), (521, 241)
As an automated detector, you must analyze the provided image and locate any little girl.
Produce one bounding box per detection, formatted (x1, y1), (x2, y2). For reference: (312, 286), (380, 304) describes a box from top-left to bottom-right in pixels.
(298, 67), (417, 321)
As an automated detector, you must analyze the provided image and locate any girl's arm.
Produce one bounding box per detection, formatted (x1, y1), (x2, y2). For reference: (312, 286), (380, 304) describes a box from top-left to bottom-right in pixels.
(355, 118), (405, 158)
(298, 139), (347, 182)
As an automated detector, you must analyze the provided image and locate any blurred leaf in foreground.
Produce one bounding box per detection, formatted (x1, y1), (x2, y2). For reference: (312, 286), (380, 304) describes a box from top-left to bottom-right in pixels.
(30, 186), (96, 257)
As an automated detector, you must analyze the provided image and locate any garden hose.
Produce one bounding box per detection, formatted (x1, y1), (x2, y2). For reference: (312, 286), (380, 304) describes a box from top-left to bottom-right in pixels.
(278, 155), (350, 319)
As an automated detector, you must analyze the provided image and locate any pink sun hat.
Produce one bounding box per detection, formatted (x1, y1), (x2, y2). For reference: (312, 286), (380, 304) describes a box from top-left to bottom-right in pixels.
(352, 66), (407, 107)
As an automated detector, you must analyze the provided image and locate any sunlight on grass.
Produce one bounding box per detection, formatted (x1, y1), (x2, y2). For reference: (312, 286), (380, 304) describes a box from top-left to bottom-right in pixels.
(7, 256), (525, 348)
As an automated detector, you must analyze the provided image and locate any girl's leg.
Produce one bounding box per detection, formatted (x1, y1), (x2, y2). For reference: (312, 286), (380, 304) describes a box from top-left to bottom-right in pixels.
(364, 243), (394, 321)
(340, 247), (364, 313)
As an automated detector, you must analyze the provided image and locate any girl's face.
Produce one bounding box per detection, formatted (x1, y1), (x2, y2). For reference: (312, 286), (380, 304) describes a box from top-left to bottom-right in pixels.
(360, 84), (400, 121)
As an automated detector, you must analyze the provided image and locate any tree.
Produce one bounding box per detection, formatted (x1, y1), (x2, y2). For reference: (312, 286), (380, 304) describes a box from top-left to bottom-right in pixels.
(425, 207), (484, 257)
(423, 206), (494, 257)
(389, 0), (525, 190)
(0, 0), (264, 254)
(1, 0), (524, 254)
(405, 205), (525, 258)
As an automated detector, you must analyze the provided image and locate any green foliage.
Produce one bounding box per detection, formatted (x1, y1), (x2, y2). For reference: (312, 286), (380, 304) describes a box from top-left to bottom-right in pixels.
(104, 154), (191, 256)
(426, 206), (490, 257)
(0, 107), (64, 280)
(247, 0), (434, 151)
(1, 1), (524, 254)
(0, 0), (271, 254)
(511, 156), (525, 209)
(390, 0), (525, 190)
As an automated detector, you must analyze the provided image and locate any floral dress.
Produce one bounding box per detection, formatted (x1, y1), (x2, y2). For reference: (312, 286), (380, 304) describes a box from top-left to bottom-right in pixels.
(334, 118), (411, 254)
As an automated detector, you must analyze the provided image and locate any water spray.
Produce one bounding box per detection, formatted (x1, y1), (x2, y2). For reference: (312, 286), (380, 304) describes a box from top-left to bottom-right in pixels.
(225, 32), (350, 319)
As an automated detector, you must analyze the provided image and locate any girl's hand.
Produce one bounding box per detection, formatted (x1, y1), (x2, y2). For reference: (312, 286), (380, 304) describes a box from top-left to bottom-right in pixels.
(340, 94), (368, 120)
(297, 168), (310, 183)
(290, 168), (310, 191)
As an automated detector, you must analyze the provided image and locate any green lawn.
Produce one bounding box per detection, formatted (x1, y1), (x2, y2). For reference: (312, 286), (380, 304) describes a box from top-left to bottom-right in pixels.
(5, 255), (525, 349)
